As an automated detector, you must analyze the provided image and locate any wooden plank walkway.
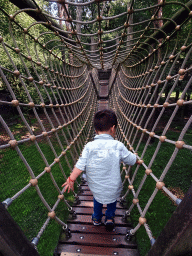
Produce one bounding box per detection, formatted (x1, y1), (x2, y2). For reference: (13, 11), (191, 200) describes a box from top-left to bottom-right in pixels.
(97, 100), (109, 111)
(56, 182), (139, 256)
(99, 80), (108, 99)
(55, 73), (139, 255)
(98, 76), (109, 111)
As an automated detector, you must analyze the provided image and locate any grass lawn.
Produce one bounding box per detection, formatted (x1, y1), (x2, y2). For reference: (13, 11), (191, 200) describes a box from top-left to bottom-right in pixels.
(161, 91), (192, 99)
(0, 118), (191, 256)
(124, 130), (192, 256)
(0, 137), (80, 256)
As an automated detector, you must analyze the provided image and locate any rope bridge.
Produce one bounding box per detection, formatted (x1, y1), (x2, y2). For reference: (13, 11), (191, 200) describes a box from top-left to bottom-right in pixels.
(0, 0), (192, 255)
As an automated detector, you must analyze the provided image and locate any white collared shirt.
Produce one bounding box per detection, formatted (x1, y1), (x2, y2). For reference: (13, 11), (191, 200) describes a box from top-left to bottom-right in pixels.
(76, 134), (136, 204)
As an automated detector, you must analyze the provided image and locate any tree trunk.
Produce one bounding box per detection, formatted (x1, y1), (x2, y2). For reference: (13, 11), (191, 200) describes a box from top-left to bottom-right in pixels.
(175, 89), (180, 101)
(76, 3), (83, 41)
(91, 36), (96, 56)
(126, 0), (133, 49)
(57, 3), (64, 26)
(148, 0), (163, 133)
(116, 32), (119, 45)
(57, 3), (65, 67)
(58, 3), (72, 64)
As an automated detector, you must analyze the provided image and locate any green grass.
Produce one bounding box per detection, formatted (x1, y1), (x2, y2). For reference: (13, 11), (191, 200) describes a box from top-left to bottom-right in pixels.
(161, 91), (192, 98)
(1, 125), (192, 256)
(0, 138), (79, 256)
(124, 131), (192, 256)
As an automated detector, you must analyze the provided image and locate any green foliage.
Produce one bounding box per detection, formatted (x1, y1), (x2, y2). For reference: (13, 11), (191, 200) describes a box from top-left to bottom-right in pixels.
(0, 0), (62, 107)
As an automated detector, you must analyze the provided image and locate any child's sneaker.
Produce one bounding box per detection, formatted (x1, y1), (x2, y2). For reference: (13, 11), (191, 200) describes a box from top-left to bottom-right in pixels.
(93, 220), (102, 226)
(105, 219), (115, 231)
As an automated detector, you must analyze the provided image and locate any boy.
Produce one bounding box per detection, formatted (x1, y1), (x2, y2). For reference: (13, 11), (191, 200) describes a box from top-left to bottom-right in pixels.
(62, 109), (137, 231)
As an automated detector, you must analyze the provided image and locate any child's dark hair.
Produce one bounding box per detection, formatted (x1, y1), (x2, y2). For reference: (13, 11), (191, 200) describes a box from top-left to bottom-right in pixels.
(94, 109), (117, 131)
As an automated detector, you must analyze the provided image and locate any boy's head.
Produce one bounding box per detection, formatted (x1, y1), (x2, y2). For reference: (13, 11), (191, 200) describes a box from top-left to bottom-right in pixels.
(94, 109), (117, 132)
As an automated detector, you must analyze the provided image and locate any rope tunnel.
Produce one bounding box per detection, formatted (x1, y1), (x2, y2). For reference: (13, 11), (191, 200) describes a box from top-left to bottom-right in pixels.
(0, 0), (192, 255)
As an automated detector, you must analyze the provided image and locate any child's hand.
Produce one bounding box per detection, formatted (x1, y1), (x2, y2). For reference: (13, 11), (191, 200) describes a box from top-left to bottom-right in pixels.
(136, 159), (143, 165)
(62, 177), (74, 193)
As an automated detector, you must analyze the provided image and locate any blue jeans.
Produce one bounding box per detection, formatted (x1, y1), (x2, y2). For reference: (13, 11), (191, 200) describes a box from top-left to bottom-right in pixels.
(92, 198), (116, 222)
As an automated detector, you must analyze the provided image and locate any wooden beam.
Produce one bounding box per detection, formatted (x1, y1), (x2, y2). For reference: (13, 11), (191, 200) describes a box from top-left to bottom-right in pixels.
(61, 253), (109, 256)
(0, 203), (40, 256)
(108, 63), (120, 98)
(89, 72), (99, 99)
(147, 184), (192, 256)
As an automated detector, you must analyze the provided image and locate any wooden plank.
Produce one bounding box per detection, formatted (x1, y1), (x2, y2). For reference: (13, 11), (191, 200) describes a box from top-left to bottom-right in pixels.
(97, 100), (109, 111)
(67, 224), (131, 235)
(98, 105), (109, 111)
(60, 233), (137, 248)
(78, 195), (94, 201)
(78, 201), (94, 208)
(97, 101), (108, 105)
(61, 252), (108, 256)
(73, 207), (126, 216)
(78, 190), (93, 196)
(79, 185), (89, 190)
(100, 81), (108, 84)
(99, 79), (109, 83)
(78, 196), (126, 208)
(99, 85), (108, 98)
(57, 244), (139, 256)
(57, 178), (139, 256)
(67, 215), (131, 226)
(78, 201), (125, 209)
(79, 182), (88, 186)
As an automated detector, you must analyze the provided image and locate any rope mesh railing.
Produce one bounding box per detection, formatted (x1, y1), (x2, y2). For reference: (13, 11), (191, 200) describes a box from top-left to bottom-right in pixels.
(0, 1), (97, 253)
(0, 0), (192, 255)
(108, 0), (192, 249)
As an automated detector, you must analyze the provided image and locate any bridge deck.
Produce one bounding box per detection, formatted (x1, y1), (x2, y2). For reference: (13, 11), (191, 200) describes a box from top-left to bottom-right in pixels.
(55, 74), (139, 255)
(97, 76), (109, 111)
(56, 183), (139, 256)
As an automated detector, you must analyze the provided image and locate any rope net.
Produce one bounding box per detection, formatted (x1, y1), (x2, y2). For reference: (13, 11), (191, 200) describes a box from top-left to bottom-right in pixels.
(0, 0), (191, 255)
